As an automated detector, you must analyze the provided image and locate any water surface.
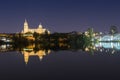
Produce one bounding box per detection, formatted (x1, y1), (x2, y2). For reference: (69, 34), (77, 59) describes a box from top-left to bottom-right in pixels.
(0, 42), (120, 80)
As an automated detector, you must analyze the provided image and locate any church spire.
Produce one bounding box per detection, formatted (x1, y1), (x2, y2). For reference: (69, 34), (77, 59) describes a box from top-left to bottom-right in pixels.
(25, 19), (27, 23)
(24, 19), (28, 33)
(24, 19), (28, 25)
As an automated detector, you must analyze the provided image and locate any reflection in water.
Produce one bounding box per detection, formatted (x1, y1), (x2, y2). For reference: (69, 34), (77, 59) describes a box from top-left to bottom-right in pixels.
(21, 44), (51, 64)
(0, 44), (13, 52)
(22, 49), (51, 64)
(94, 42), (120, 54)
(78, 42), (120, 54)
(95, 42), (120, 49)
(0, 42), (120, 63)
(0, 44), (51, 64)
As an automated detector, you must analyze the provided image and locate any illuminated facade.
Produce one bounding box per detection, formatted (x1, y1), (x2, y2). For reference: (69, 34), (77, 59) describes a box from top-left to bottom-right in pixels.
(22, 19), (50, 34)
(21, 44), (51, 64)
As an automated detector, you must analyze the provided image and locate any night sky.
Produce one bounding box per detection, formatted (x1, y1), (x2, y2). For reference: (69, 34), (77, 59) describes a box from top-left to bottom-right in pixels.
(0, 0), (120, 33)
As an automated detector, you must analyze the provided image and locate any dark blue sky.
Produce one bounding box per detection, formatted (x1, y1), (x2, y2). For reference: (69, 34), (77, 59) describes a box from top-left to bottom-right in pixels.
(0, 0), (120, 33)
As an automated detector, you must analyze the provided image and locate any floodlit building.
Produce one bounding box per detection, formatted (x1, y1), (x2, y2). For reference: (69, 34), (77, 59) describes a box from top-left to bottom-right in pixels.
(22, 48), (51, 64)
(21, 19), (50, 34)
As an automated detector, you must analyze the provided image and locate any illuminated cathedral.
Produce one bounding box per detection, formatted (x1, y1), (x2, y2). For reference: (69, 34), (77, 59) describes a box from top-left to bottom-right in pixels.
(22, 19), (50, 34)
(22, 49), (51, 64)
(21, 44), (51, 64)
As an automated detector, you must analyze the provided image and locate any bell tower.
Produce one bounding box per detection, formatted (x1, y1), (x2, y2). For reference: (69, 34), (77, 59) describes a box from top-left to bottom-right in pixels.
(24, 19), (28, 33)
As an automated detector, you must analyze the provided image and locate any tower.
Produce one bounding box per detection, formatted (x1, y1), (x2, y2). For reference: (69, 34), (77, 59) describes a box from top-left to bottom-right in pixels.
(24, 19), (28, 33)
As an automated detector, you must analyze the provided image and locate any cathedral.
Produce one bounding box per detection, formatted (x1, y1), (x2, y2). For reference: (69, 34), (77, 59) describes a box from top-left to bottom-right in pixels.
(22, 19), (50, 34)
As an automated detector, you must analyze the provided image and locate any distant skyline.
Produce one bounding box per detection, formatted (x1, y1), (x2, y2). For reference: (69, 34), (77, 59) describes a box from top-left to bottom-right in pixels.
(0, 0), (120, 33)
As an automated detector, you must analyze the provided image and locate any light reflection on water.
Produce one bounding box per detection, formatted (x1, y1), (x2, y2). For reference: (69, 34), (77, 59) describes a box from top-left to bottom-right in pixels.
(95, 42), (120, 49)
(0, 42), (120, 64)
(0, 43), (120, 79)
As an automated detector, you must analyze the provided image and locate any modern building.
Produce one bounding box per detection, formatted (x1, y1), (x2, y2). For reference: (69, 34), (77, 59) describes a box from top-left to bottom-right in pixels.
(21, 19), (50, 34)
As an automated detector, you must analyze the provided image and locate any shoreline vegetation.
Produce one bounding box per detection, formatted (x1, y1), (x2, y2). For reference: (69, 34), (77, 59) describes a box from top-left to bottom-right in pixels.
(0, 26), (119, 52)
(0, 31), (93, 51)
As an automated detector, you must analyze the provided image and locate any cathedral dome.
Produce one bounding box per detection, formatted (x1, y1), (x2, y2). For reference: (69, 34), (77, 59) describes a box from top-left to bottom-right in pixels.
(38, 24), (43, 29)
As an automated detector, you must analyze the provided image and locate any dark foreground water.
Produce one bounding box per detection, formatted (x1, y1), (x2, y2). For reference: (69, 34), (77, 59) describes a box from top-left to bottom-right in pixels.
(0, 50), (120, 80)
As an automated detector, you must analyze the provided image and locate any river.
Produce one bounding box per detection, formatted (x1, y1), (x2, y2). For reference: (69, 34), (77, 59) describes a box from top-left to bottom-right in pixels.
(0, 42), (120, 80)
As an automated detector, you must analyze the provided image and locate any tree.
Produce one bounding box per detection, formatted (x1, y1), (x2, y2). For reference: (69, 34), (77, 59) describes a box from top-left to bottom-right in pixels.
(33, 32), (39, 41)
(109, 26), (118, 35)
(87, 27), (94, 39)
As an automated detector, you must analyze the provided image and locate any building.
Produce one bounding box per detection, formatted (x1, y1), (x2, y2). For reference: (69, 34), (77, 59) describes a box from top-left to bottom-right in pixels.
(21, 44), (51, 64)
(21, 19), (50, 34)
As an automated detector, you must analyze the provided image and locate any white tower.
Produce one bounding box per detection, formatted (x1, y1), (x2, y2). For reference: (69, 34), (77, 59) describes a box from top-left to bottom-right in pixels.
(24, 19), (28, 33)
